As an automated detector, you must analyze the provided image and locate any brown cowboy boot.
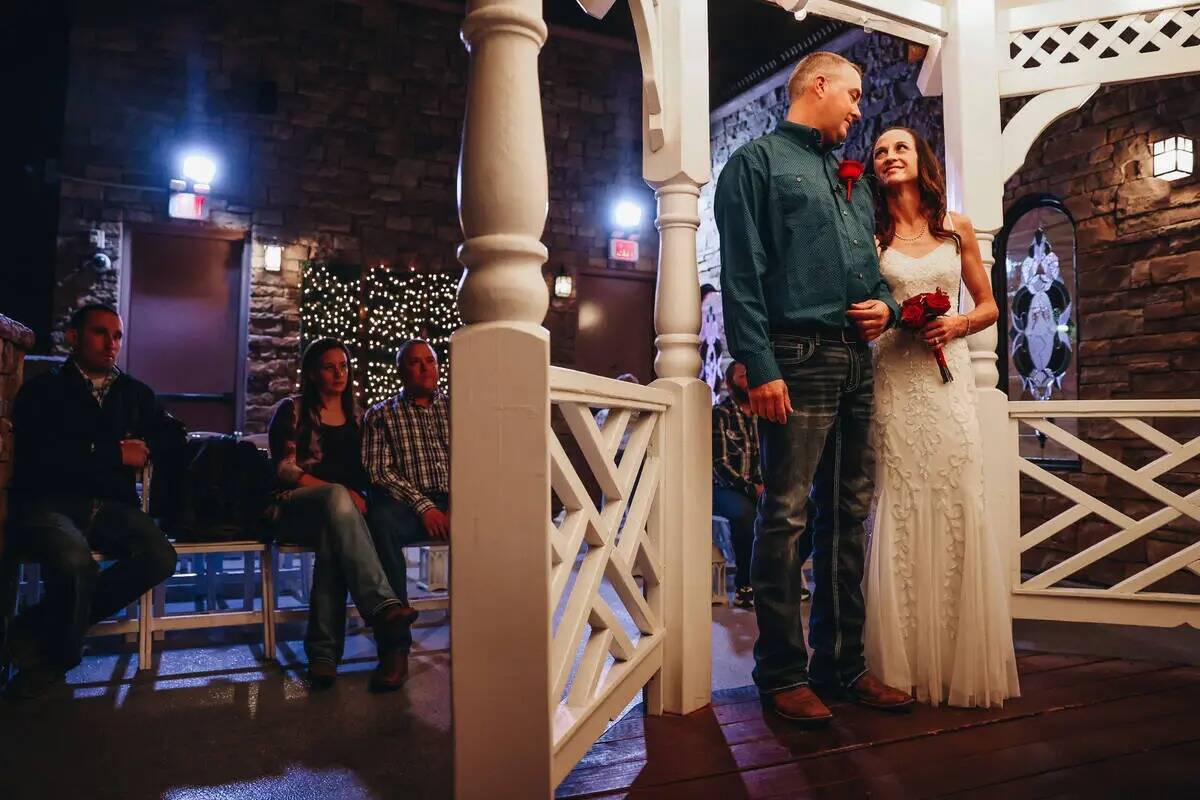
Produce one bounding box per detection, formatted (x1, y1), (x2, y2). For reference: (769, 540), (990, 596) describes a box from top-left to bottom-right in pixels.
(761, 686), (834, 726)
(845, 672), (915, 713)
(369, 649), (409, 693)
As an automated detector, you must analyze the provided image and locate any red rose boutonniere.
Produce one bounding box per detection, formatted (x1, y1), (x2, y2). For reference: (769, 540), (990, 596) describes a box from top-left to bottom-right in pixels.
(838, 159), (865, 201)
(898, 288), (954, 383)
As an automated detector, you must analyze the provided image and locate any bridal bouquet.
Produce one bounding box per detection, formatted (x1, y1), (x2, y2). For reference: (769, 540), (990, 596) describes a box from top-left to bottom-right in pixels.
(899, 288), (954, 383)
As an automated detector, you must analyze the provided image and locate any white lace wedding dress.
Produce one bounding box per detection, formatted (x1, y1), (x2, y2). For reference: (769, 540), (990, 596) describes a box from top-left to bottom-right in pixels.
(863, 238), (1021, 708)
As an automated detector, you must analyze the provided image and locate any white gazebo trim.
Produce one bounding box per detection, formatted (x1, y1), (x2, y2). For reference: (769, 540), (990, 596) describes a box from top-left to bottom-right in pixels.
(1001, 83), (1100, 182)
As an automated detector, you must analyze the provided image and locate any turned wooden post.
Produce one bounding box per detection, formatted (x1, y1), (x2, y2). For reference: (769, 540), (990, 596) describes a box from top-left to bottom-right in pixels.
(643, 0), (713, 716)
(451, 1), (555, 797)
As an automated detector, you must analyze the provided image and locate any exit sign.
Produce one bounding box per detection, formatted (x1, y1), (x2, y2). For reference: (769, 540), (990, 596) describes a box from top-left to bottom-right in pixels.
(609, 237), (639, 262)
(168, 192), (209, 221)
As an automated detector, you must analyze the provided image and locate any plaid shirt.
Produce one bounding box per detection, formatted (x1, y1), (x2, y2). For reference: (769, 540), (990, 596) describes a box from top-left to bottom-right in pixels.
(362, 389), (450, 514)
(712, 397), (762, 497)
(74, 360), (121, 406)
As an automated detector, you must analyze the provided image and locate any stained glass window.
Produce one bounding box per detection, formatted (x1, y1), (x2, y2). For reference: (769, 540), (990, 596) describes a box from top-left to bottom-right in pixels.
(998, 197), (1080, 465)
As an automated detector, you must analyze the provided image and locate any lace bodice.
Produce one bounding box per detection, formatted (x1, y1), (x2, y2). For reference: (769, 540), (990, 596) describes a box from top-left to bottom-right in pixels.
(879, 238), (962, 311)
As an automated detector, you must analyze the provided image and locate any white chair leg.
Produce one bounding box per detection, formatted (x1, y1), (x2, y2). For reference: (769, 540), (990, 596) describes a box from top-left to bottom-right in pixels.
(261, 550), (275, 661)
(138, 590), (153, 670)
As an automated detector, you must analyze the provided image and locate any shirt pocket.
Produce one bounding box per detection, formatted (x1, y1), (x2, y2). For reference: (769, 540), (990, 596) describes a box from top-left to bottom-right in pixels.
(770, 174), (836, 249)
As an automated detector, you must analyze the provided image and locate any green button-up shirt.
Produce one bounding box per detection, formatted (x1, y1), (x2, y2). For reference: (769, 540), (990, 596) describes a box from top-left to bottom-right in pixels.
(715, 121), (899, 387)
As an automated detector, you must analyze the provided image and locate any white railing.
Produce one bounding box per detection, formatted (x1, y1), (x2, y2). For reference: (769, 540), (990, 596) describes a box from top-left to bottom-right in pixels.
(547, 368), (671, 784)
(1008, 400), (1200, 629)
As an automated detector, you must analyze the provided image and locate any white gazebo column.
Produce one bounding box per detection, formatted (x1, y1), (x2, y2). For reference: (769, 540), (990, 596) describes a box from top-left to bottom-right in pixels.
(643, 0), (713, 716)
(941, 0), (1020, 577)
(452, 1), (554, 797)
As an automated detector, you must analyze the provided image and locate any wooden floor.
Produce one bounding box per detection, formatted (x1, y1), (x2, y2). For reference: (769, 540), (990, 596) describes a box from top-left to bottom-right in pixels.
(558, 651), (1200, 798)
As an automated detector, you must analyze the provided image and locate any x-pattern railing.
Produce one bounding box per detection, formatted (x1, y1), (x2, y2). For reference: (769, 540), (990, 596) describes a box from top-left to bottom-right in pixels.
(1008, 5), (1200, 70)
(547, 368), (669, 783)
(1012, 401), (1200, 613)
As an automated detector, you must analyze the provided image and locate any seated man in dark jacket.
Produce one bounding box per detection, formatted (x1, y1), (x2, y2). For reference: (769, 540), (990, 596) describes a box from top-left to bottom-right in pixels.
(5, 303), (177, 699)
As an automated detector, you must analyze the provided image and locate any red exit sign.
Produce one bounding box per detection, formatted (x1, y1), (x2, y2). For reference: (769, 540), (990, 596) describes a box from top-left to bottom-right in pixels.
(609, 237), (639, 262)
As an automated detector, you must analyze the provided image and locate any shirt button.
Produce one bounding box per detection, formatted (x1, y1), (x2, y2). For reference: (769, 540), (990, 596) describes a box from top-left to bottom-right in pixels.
(842, 210), (848, 217)
(853, 239), (859, 245)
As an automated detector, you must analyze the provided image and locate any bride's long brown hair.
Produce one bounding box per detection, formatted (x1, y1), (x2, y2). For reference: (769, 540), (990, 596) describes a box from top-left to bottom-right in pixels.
(868, 126), (962, 254)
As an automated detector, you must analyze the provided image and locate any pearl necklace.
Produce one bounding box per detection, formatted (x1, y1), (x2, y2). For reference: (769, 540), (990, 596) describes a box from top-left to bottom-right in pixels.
(893, 224), (928, 242)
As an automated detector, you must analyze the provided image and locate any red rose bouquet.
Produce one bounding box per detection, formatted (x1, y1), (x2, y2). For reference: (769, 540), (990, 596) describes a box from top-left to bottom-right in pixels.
(899, 288), (954, 383)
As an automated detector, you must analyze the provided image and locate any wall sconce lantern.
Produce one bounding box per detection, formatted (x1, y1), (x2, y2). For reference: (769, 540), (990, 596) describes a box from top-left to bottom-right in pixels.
(264, 244), (284, 272)
(1151, 135), (1194, 181)
(553, 266), (574, 299)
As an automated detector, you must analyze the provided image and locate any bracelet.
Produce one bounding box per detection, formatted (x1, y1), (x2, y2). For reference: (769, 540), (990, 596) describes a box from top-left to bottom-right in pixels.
(962, 314), (972, 336)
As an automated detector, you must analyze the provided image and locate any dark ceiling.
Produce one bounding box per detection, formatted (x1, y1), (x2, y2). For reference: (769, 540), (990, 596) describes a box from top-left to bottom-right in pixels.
(544, 0), (848, 107)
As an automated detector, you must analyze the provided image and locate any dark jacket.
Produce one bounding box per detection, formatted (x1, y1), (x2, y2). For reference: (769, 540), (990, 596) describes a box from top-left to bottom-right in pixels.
(10, 360), (168, 508)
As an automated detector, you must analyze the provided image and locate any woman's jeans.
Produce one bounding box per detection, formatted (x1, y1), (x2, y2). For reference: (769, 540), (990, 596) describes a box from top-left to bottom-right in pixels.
(752, 334), (876, 695)
(276, 484), (403, 664)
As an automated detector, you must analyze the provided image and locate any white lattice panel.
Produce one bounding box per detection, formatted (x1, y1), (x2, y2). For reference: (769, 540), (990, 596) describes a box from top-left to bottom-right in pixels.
(1008, 6), (1200, 70)
(549, 395), (665, 780)
(1009, 401), (1200, 629)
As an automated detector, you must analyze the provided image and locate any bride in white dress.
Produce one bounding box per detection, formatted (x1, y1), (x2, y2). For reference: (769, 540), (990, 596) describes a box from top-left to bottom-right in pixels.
(863, 127), (1020, 708)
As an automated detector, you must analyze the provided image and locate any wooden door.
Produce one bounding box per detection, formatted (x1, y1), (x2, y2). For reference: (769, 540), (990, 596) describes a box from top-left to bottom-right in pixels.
(124, 227), (245, 433)
(573, 269), (656, 384)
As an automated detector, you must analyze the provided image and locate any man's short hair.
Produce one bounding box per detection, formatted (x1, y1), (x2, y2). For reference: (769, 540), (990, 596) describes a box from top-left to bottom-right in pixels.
(786, 51), (862, 101)
(69, 302), (120, 332)
(396, 338), (434, 368)
(723, 360), (741, 390)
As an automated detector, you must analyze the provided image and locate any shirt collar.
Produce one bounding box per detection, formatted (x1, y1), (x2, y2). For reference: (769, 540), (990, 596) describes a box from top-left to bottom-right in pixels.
(70, 357), (121, 384)
(398, 388), (444, 406)
(776, 120), (837, 154)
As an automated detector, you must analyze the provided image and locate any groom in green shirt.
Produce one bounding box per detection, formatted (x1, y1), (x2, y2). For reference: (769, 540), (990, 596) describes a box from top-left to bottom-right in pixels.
(715, 51), (914, 724)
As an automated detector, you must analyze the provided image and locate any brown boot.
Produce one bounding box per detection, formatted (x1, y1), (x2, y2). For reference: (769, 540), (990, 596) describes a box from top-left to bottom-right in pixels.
(306, 660), (338, 690)
(372, 603), (419, 651)
(369, 649), (409, 693)
(761, 686), (833, 726)
(846, 672), (914, 713)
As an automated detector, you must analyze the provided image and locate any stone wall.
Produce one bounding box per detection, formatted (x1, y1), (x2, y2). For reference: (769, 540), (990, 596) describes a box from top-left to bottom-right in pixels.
(1003, 76), (1200, 591)
(0, 315), (35, 557)
(53, 0), (655, 431)
(697, 30), (945, 287)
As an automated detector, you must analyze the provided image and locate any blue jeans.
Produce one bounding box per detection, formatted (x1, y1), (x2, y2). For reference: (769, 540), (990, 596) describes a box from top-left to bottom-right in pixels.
(712, 486), (758, 588)
(11, 496), (178, 670)
(276, 485), (402, 663)
(752, 334), (875, 693)
(366, 491), (449, 604)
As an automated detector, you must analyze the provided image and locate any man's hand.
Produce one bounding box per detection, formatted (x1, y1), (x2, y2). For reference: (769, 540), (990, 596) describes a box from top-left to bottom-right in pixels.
(422, 508), (451, 540)
(120, 439), (150, 468)
(847, 300), (891, 342)
(748, 379), (792, 425)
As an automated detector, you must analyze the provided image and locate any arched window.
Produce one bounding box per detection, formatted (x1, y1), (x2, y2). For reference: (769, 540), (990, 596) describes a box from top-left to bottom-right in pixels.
(994, 194), (1080, 466)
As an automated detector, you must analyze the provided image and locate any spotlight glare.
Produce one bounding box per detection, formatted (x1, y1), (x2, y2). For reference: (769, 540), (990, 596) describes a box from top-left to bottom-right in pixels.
(613, 200), (642, 230)
(181, 153), (217, 185)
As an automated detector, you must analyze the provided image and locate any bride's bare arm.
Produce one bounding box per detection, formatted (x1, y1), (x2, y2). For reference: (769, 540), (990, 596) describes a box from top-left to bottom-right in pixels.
(920, 212), (999, 346)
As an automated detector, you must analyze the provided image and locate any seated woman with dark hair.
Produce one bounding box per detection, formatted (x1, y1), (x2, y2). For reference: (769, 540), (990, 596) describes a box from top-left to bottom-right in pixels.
(268, 337), (415, 691)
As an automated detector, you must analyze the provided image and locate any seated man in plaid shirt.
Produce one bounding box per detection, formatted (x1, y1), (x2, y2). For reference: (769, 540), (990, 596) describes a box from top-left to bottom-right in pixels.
(713, 361), (810, 608)
(362, 339), (450, 602)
